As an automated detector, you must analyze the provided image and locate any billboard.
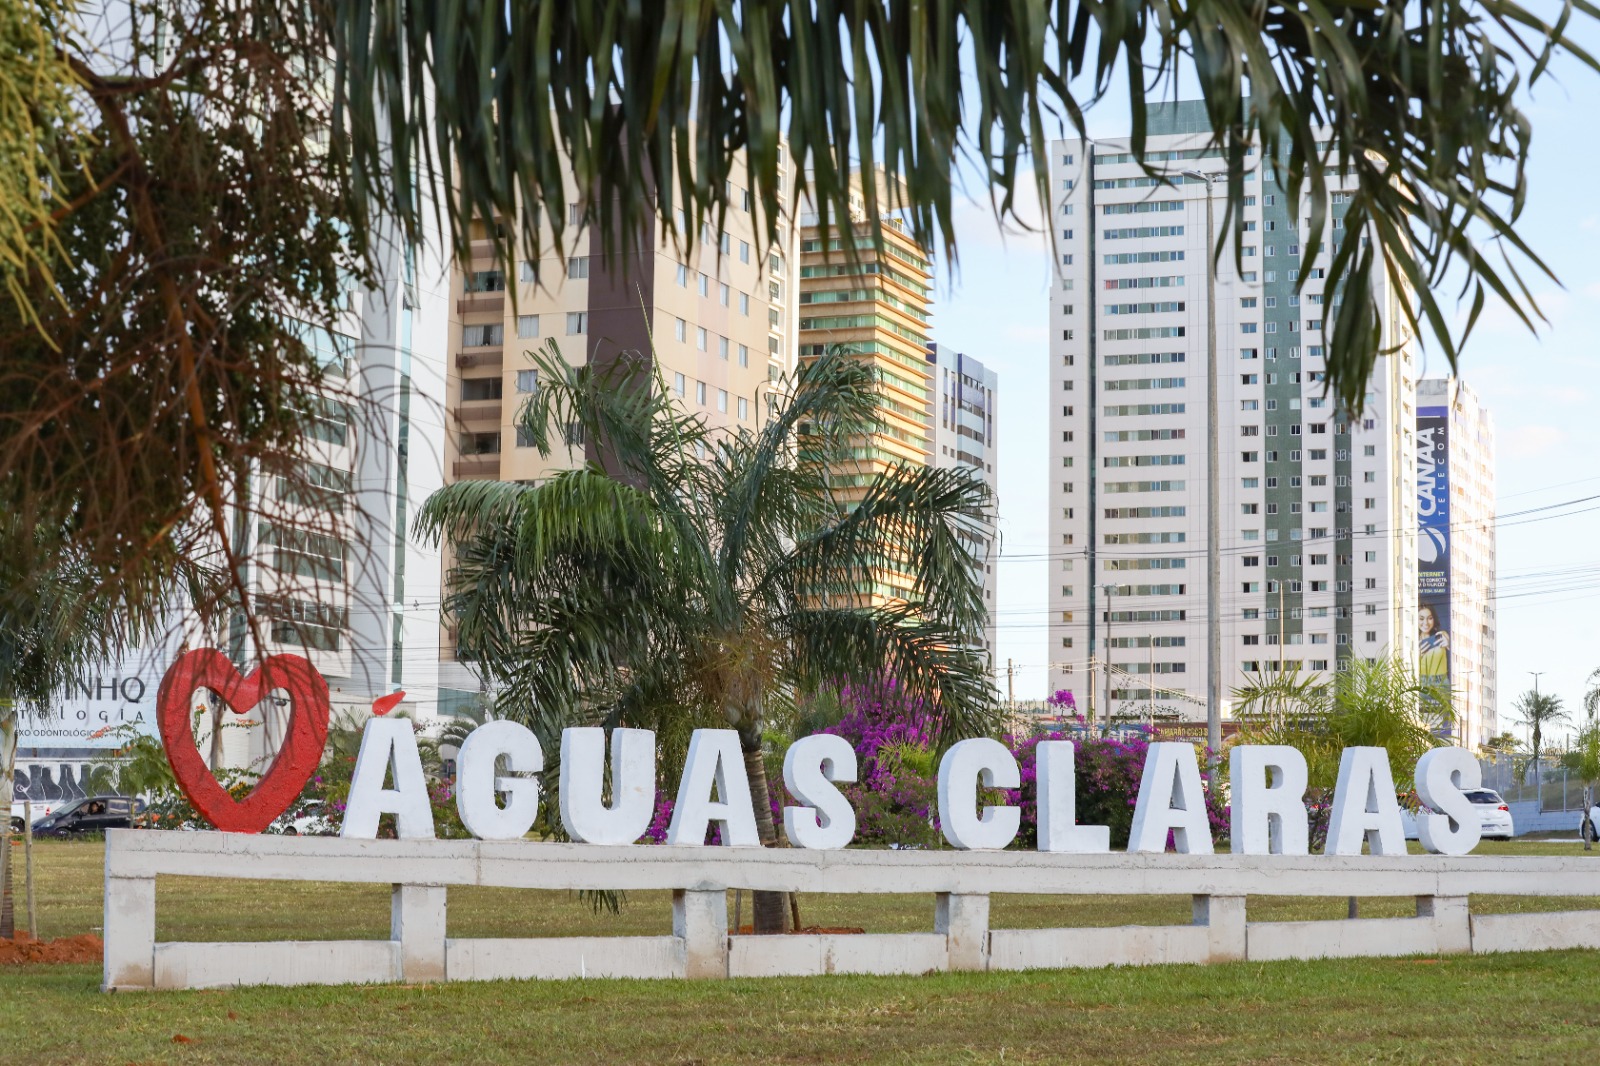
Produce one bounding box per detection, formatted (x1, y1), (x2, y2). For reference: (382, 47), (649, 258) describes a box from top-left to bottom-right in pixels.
(1416, 406), (1451, 693)
(12, 655), (165, 814)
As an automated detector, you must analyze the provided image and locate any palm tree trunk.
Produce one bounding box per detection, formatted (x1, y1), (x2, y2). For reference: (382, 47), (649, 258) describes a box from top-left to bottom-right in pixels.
(739, 729), (791, 935)
(1, 709), (14, 939)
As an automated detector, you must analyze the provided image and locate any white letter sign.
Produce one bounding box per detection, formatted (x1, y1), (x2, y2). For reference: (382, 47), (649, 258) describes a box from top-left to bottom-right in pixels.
(456, 720), (543, 840)
(1229, 744), (1310, 855)
(667, 729), (760, 846)
(559, 727), (656, 845)
(1036, 741), (1110, 853)
(1128, 742), (1213, 854)
(937, 738), (1021, 850)
(1414, 746), (1484, 856)
(782, 734), (858, 850)
(1325, 746), (1406, 856)
(342, 717), (435, 839)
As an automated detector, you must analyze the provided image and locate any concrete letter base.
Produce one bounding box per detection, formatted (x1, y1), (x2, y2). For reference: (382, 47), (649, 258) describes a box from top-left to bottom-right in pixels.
(448, 936), (686, 980)
(99, 832), (1600, 990)
(673, 889), (728, 979)
(728, 934), (947, 977)
(936, 892), (990, 971)
(392, 884), (447, 982)
(1470, 910), (1600, 954)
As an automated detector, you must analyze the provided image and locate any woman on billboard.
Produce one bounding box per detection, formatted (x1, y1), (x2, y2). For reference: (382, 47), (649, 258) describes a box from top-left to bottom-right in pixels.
(1419, 604), (1450, 685)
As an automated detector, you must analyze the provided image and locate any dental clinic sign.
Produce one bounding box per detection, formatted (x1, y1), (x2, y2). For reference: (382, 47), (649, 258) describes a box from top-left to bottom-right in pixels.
(344, 717), (1490, 858)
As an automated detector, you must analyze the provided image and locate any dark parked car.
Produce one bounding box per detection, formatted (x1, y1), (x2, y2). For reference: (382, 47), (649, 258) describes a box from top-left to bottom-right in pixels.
(31, 795), (146, 836)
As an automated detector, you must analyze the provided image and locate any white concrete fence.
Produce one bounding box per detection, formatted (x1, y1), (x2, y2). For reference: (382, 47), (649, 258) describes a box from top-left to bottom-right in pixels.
(103, 830), (1600, 991)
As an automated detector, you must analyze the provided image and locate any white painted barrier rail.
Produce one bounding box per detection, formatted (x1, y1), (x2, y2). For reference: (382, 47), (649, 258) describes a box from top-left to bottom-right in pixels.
(102, 830), (1600, 991)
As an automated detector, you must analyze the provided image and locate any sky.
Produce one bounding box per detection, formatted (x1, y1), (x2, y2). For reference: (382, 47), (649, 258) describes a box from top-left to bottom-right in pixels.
(930, 37), (1600, 743)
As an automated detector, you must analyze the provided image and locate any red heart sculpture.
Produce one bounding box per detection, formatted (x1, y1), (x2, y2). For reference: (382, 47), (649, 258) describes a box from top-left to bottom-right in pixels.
(156, 649), (331, 833)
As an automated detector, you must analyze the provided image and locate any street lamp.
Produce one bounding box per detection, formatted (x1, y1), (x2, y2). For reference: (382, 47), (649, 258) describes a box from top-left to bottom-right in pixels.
(1183, 169), (1222, 765)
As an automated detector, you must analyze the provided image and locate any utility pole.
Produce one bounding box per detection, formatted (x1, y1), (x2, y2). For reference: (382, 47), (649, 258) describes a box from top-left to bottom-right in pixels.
(1184, 169), (1223, 767)
(1103, 582), (1116, 733)
(1006, 658), (1015, 710)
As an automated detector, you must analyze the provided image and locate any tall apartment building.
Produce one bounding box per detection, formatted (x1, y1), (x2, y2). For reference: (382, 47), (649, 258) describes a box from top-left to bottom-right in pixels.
(1047, 101), (1421, 722)
(927, 344), (1000, 660)
(797, 179), (937, 605)
(1417, 377), (1497, 750)
(440, 157), (802, 709)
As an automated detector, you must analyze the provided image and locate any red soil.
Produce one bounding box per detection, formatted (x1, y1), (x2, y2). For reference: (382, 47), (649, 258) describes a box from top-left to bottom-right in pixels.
(735, 925), (866, 936)
(0, 933), (104, 966)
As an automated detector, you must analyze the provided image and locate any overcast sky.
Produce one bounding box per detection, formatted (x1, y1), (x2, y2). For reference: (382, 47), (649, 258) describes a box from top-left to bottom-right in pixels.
(930, 36), (1600, 742)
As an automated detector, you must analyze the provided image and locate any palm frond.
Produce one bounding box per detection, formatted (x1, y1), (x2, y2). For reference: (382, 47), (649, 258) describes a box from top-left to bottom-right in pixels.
(325, 0), (1599, 411)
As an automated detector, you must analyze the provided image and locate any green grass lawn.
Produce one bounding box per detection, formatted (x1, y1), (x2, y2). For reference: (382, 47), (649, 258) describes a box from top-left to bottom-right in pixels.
(5, 838), (1600, 1063)
(6, 952), (1600, 1064)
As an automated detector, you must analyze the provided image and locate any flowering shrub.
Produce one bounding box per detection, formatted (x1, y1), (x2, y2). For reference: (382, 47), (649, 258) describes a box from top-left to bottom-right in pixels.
(1002, 723), (1229, 850)
(819, 680), (942, 848)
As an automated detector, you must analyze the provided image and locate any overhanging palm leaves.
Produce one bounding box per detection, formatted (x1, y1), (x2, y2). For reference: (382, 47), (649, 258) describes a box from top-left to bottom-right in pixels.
(324, 0), (1597, 413)
(417, 343), (998, 928)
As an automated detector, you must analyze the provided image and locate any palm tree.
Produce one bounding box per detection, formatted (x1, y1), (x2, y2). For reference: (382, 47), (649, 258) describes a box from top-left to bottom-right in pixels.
(1233, 656), (1454, 792)
(1234, 656), (1452, 915)
(419, 344), (997, 934)
(1512, 690), (1569, 779)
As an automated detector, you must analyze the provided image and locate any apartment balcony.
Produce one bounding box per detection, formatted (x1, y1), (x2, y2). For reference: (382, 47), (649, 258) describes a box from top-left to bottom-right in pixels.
(455, 399), (504, 427)
(452, 456), (502, 479)
(456, 292), (505, 315)
(455, 348), (504, 370)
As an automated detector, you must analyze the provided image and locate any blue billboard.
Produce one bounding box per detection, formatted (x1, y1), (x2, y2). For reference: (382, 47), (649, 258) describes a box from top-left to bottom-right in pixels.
(1416, 406), (1450, 692)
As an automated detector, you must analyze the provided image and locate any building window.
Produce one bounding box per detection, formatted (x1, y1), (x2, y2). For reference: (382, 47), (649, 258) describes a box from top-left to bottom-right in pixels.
(740, 240), (751, 264)
(567, 256), (590, 280)
(739, 292), (750, 315)
(717, 389), (728, 413)
(738, 344), (749, 367)
(719, 336), (729, 360)
(515, 315), (539, 339)
(462, 323), (503, 347)
(720, 283), (730, 307)
(675, 318), (687, 343)
(696, 380), (707, 405)
(515, 370), (539, 393)
(696, 327), (708, 351)
(673, 372), (686, 397)
(566, 312), (587, 335)
(676, 264), (689, 287)
(738, 396), (749, 420)
(698, 273), (709, 297)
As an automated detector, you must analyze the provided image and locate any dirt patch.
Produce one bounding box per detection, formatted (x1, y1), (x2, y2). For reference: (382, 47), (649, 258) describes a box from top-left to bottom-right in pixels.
(735, 926), (865, 936)
(0, 933), (103, 966)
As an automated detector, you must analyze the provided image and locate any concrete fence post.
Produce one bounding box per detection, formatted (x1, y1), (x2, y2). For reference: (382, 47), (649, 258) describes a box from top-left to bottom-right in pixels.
(935, 892), (990, 972)
(1416, 894), (1471, 955)
(102, 875), (156, 991)
(391, 884), (448, 982)
(673, 889), (728, 979)
(1193, 894), (1247, 962)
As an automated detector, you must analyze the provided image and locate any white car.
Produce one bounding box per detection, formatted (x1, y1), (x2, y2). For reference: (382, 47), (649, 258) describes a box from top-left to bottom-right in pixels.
(1402, 788), (1514, 842)
(271, 799), (336, 836)
(1464, 788), (1514, 840)
(10, 799), (67, 833)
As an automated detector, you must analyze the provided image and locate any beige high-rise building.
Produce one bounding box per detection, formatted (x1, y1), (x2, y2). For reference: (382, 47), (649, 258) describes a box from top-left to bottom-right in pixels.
(797, 181), (937, 606)
(439, 156), (801, 705)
